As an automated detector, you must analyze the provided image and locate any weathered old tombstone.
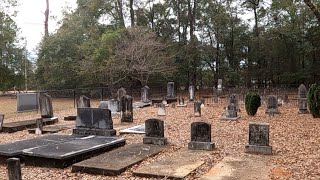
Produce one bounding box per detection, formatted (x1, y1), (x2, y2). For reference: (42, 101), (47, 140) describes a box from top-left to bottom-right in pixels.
(117, 87), (127, 101)
(298, 84), (309, 114)
(177, 97), (187, 107)
(166, 81), (175, 99)
(277, 96), (284, 107)
(265, 95), (280, 115)
(157, 103), (166, 116)
(35, 118), (43, 135)
(194, 101), (201, 117)
(16, 93), (39, 112)
(245, 122), (272, 155)
(39, 93), (53, 118)
(73, 108), (116, 136)
(107, 100), (120, 113)
(200, 99), (205, 108)
(77, 95), (91, 108)
(189, 85), (195, 101)
(120, 95), (133, 122)
(143, 119), (167, 145)
(217, 79), (223, 94)
(229, 94), (240, 112)
(141, 86), (150, 103)
(0, 114), (4, 131)
(188, 122), (214, 150)
(7, 158), (22, 180)
(220, 94), (240, 120)
(98, 101), (108, 109)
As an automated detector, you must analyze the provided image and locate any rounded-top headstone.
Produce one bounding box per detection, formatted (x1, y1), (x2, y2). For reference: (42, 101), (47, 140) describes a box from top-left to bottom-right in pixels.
(298, 84), (307, 98)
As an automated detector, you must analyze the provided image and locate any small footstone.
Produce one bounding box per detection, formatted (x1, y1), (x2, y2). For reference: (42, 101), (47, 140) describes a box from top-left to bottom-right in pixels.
(72, 144), (166, 176)
(133, 149), (209, 179)
(143, 119), (167, 145)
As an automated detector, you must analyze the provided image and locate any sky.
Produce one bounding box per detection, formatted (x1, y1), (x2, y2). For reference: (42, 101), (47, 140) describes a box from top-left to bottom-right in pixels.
(15, 0), (77, 56)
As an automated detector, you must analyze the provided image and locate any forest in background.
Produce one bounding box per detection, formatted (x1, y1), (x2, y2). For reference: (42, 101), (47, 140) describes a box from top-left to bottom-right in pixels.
(1, 0), (320, 91)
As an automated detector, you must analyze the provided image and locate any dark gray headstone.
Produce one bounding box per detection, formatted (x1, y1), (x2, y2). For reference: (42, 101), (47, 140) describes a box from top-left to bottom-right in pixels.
(0, 114), (4, 131)
(16, 93), (39, 112)
(194, 101), (201, 117)
(266, 95), (279, 114)
(77, 95), (90, 108)
(188, 122), (214, 150)
(189, 86), (195, 101)
(166, 82), (175, 98)
(141, 86), (150, 103)
(298, 84), (307, 98)
(143, 119), (167, 145)
(120, 95), (133, 122)
(39, 93), (53, 118)
(74, 108), (115, 136)
(117, 87), (127, 101)
(226, 104), (237, 118)
(7, 158), (22, 180)
(245, 122), (272, 155)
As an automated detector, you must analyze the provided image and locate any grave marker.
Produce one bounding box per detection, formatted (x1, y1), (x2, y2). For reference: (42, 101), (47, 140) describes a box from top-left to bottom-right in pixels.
(77, 95), (90, 108)
(166, 81), (175, 99)
(17, 93), (39, 112)
(39, 93), (53, 118)
(0, 114), (4, 131)
(265, 95), (280, 114)
(188, 122), (214, 150)
(157, 104), (166, 116)
(35, 118), (43, 135)
(98, 101), (108, 109)
(117, 87), (127, 101)
(298, 84), (309, 114)
(7, 158), (22, 180)
(177, 97), (187, 107)
(73, 108), (116, 136)
(189, 85), (195, 101)
(245, 122), (272, 155)
(141, 86), (150, 103)
(194, 101), (201, 117)
(143, 119), (167, 145)
(120, 95), (133, 122)
(217, 79), (222, 93)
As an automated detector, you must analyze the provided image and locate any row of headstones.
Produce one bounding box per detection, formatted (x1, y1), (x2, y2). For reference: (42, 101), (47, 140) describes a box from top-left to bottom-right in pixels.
(144, 118), (271, 154)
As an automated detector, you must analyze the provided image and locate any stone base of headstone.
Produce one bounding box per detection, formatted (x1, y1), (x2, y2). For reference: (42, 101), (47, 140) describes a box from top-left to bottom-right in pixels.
(73, 128), (116, 136)
(64, 116), (76, 121)
(143, 137), (167, 145)
(265, 108), (280, 114)
(177, 104), (187, 107)
(220, 115), (240, 121)
(165, 98), (177, 104)
(188, 141), (214, 151)
(298, 109), (309, 114)
(245, 144), (272, 155)
(194, 112), (201, 117)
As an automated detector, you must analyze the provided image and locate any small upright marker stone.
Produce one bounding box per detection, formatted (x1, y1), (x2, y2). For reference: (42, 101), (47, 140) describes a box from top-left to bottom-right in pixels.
(245, 122), (272, 155)
(188, 122), (214, 150)
(143, 119), (167, 145)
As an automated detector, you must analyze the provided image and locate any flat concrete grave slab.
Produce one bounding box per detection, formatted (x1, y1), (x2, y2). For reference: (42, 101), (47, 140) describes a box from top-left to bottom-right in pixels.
(119, 124), (145, 134)
(23, 136), (126, 168)
(1, 117), (58, 133)
(72, 143), (166, 175)
(133, 149), (209, 179)
(201, 156), (270, 180)
(28, 124), (73, 134)
(0, 134), (85, 157)
(133, 102), (151, 108)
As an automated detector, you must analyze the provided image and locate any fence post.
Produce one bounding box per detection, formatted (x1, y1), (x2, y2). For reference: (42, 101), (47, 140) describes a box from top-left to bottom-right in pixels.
(73, 90), (76, 108)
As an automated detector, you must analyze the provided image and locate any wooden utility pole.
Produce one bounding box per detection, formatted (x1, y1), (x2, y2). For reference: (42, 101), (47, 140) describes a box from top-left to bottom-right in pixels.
(44, 0), (49, 36)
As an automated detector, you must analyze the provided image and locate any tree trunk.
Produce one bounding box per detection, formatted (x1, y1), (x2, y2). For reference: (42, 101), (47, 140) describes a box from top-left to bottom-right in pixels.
(44, 0), (49, 36)
(116, 0), (125, 27)
(304, 0), (320, 25)
(130, 0), (134, 27)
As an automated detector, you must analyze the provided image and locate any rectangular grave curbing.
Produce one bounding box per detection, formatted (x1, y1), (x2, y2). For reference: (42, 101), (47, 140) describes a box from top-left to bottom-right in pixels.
(1, 117), (58, 133)
(245, 122), (272, 155)
(188, 122), (214, 151)
(143, 119), (167, 145)
(72, 144), (165, 176)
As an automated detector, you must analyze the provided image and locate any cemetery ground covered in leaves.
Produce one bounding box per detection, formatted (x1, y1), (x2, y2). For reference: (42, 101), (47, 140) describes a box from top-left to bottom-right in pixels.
(0, 96), (319, 180)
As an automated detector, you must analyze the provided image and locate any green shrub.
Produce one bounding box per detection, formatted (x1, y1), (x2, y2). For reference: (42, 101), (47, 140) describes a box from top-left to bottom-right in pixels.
(245, 93), (261, 116)
(307, 83), (320, 118)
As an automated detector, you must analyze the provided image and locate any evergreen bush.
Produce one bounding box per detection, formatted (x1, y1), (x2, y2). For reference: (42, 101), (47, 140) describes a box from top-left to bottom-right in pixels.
(307, 83), (320, 118)
(245, 93), (261, 116)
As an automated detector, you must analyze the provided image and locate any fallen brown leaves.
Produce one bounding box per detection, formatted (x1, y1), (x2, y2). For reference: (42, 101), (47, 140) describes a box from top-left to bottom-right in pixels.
(0, 96), (319, 180)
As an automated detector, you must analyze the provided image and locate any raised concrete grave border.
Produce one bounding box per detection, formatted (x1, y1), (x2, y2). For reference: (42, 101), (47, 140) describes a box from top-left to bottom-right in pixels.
(72, 143), (166, 176)
(119, 124), (145, 134)
(1, 117), (58, 133)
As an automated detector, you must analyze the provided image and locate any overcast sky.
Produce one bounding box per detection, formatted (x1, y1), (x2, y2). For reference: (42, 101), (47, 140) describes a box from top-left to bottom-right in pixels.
(15, 0), (77, 56)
